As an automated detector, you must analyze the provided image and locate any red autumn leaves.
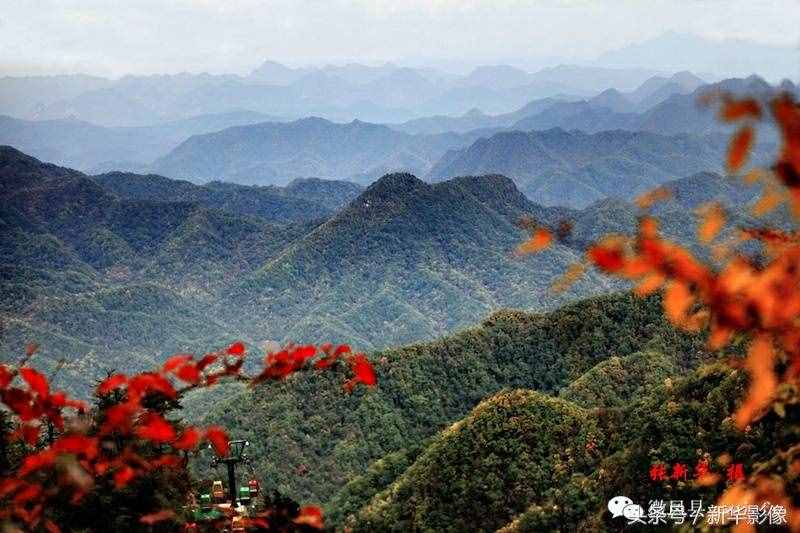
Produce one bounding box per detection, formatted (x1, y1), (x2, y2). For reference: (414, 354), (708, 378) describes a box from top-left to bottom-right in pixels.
(518, 92), (800, 434)
(0, 340), (376, 530)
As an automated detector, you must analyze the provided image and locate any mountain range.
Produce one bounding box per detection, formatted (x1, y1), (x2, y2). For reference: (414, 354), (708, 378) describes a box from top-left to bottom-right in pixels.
(0, 110), (278, 173)
(1, 76), (788, 188)
(150, 117), (492, 185)
(147, 78), (779, 190)
(92, 172), (362, 222)
(596, 31), (799, 82)
(193, 290), (777, 531)
(0, 63), (661, 127)
(0, 145), (773, 397)
(427, 128), (763, 208)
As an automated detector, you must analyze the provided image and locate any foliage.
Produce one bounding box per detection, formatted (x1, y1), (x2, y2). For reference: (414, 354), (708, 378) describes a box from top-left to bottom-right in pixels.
(196, 292), (706, 514)
(519, 90), (800, 528)
(0, 342), (375, 531)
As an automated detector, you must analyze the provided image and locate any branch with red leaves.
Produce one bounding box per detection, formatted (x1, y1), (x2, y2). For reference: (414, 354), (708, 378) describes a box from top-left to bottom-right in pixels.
(0, 341), (376, 531)
(518, 91), (800, 528)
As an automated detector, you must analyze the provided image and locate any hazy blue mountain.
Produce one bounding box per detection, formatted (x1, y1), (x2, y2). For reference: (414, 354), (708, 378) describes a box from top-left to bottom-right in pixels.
(458, 65), (535, 89)
(392, 97), (574, 135)
(629, 71), (706, 109)
(511, 101), (638, 133)
(393, 72), (706, 136)
(29, 72), (247, 126)
(427, 128), (756, 208)
(511, 76), (787, 137)
(597, 31), (799, 82)
(151, 117), (486, 185)
(528, 64), (663, 93)
(3, 59), (709, 127)
(247, 60), (310, 85)
(0, 74), (112, 118)
(0, 111), (280, 172)
(588, 88), (632, 113)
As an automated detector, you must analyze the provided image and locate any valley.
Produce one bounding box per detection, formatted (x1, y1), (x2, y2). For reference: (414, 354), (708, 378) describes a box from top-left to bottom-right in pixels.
(1, 18), (797, 529)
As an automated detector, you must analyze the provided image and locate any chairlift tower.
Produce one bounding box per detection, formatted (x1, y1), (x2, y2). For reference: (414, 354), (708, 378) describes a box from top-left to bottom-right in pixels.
(210, 439), (250, 505)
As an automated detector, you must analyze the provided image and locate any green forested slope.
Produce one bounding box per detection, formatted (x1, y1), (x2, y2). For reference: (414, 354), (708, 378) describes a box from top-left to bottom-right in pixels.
(343, 361), (774, 533)
(197, 292), (705, 510)
(223, 172), (617, 349)
(2, 146), (763, 398)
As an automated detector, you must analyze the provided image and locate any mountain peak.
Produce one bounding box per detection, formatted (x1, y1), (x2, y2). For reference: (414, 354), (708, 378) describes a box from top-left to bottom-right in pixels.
(342, 172), (430, 213)
(463, 108), (485, 118)
(589, 88), (631, 112)
(1, 145), (83, 195)
(363, 172), (427, 197)
(0, 144), (34, 162)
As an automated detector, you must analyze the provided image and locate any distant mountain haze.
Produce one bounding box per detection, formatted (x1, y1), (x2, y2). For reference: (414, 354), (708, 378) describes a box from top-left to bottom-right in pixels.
(596, 31), (799, 82)
(427, 128), (772, 208)
(150, 117), (491, 185)
(0, 111), (279, 173)
(0, 61), (696, 127)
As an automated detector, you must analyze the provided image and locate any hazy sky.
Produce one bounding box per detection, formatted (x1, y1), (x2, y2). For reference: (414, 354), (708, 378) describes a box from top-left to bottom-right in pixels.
(2, 0), (799, 77)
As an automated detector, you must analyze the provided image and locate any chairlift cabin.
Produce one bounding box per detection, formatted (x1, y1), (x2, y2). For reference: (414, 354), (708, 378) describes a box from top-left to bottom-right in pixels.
(211, 480), (225, 501)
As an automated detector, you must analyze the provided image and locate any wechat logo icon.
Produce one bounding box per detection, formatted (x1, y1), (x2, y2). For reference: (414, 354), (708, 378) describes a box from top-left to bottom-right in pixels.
(608, 496), (646, 524)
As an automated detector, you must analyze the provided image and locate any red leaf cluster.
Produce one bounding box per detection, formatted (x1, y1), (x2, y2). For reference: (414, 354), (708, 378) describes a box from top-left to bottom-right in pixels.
(575, 95), (800, 433)
(0, 338), (375, 530)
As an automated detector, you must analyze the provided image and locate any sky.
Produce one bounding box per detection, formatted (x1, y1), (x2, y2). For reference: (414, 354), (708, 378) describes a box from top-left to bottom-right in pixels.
(1, 0), (799, 77)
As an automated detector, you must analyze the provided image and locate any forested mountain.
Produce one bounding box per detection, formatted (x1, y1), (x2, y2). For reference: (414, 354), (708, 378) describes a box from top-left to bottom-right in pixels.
(427, 128), (768, 208)
(219, 172), (615, 349)
(195, 293), (709, 517)
(342, 361), (770, 531)
(0, 149), (569, 393)
(93, 172), (362, 221)
(0, 146), (773, 400)
(0, 147), (317, 390)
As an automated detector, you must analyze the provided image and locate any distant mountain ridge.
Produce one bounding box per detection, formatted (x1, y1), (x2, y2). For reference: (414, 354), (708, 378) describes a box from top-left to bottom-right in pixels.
(427, 127), (766, 208)
(93, 172), (362, 222)
(1, 75), (787, 183)
(150, 117), (491, 185)
(1, 62), (670, 127)
(0, 111), (279, 173)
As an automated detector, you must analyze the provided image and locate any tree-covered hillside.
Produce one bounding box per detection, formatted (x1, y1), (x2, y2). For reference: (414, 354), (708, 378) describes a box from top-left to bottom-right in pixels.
(196, 292), (707, 513)
(1, 146), (775, 397)
(93, 171), (362, 222)
(222, 172), (617, 349)
(344, 362), (770, 532)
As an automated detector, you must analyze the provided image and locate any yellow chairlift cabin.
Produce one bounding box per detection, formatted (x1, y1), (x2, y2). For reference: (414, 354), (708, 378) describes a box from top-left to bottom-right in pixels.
(211, 480), (225, 502)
